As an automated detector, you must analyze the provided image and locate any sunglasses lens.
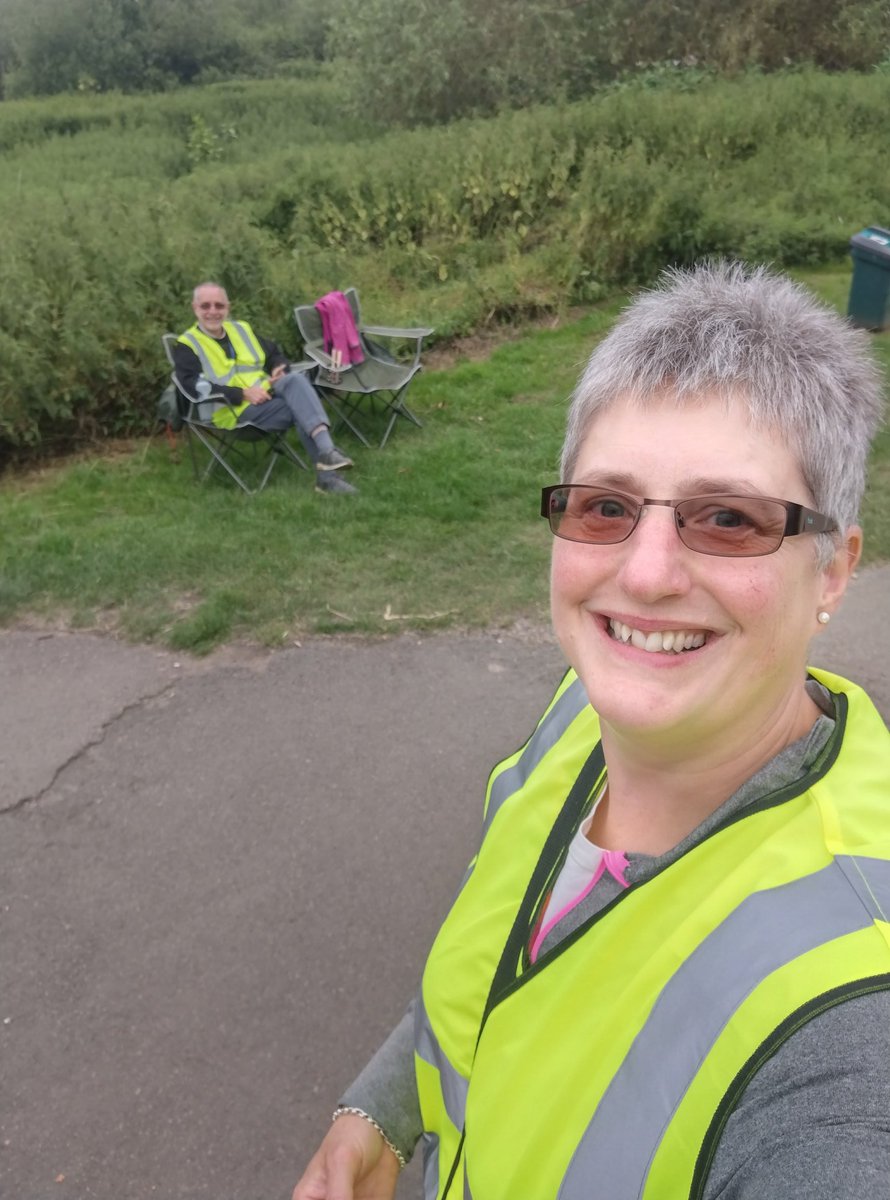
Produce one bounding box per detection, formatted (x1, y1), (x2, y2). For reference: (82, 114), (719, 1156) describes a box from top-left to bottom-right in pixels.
(548, 487), (639, 544)
(675, 497), (786, 556)
(544, 488), (794, 557)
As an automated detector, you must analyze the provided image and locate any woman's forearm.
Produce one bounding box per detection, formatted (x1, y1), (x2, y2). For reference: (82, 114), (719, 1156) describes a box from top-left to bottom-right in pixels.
(339, 1000), (423, 1163)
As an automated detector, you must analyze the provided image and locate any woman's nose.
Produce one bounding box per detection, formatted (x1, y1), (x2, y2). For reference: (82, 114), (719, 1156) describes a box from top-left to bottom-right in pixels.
(614, 506), (693, 601)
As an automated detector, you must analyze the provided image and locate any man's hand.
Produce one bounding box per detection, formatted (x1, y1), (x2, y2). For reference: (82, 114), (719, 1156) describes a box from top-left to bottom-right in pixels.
(269, 363), (289, 382)
(243, 383), (271, 405)
(292, 1114), (401, 1200)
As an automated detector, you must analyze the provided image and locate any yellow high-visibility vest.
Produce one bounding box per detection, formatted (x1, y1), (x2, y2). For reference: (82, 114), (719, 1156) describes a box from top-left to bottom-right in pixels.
(178, 320), (268, 428)
(415, 668), (890, 1200)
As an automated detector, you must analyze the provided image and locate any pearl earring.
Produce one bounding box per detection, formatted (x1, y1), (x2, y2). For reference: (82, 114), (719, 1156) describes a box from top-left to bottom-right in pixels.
(817, 611), (831, 625)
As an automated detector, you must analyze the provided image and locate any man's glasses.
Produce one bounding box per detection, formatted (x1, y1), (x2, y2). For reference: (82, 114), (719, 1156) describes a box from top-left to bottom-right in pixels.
(197, 302), (227, 310)
(540, 485), (837, 558)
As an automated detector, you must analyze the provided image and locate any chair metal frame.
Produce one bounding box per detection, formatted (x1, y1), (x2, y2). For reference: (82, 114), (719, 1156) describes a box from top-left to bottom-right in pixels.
(161, 333), (309, 496)
(294, 288), (433, 448)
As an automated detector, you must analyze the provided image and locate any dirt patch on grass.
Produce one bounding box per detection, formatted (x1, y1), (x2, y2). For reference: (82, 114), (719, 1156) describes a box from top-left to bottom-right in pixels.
(1, 437), (157, 487)
(424, 307), (586, 371)
(10, 607), (124, 637)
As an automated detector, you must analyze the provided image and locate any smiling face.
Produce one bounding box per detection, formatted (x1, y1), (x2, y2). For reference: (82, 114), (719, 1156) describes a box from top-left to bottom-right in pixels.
(192, 284), (229, 337)
(550, 392), (859, 758)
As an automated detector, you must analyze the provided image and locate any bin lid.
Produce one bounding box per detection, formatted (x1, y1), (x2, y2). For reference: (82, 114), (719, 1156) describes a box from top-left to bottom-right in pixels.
(850, 226), (890, 261)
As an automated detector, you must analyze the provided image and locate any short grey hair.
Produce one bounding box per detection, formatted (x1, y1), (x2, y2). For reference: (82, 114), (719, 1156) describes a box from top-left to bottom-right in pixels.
(562, 261), (885, 559)
(192, 281), (228, 303)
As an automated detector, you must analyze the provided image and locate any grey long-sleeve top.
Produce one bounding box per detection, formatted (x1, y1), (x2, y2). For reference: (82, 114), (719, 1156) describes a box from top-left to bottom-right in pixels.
(342, 683), (890, 1196)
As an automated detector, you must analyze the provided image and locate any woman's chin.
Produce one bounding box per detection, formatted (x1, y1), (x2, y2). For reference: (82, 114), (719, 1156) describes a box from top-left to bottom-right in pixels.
(581, 669), (722, 747)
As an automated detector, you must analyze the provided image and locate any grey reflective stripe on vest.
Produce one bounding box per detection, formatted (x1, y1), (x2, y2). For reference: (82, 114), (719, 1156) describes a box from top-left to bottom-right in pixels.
(180, 323), (263, 384)
(557, 855), (890, 1200)
(837, 853), (890, 920)
(483, 676), (590, 837)
(421, 1133), (440, 1200)
(180, 331), (235, 382)
(229, 320), (264, 367)
(415, 994), (469, 1132)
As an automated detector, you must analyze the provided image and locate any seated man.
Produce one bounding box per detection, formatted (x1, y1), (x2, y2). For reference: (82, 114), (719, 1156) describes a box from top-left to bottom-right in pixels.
(173, 282), (357, 496)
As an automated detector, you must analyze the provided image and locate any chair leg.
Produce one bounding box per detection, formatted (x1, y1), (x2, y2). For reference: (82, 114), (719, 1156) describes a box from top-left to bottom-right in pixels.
(271, 433), (309, 471)
(255, 447), (279, 493)
(379, 385), (423, 449)
(214, 436), (267, 494)
(186, 424), (274, 495)
(319, 389), (372, 449)
(185, 424), (203, 481)
(187, 424), (243, 488)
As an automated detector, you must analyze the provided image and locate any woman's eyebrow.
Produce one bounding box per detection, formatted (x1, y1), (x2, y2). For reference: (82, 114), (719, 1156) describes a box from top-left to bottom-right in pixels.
(572, 470), (763, 496)
(675, 475), (763, 496)
(572, 471), (641, 490)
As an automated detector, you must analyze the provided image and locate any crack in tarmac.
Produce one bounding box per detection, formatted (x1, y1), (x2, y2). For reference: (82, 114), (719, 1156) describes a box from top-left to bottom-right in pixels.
(0, 676), (181, 816)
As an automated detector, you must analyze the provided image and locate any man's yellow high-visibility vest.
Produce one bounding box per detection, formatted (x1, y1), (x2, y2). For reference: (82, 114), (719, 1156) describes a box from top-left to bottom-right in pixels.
(177, 320), (268, 429)
(414, 668), (890, 1200)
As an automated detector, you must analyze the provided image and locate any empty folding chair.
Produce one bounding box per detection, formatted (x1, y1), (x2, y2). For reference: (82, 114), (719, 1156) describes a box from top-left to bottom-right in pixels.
(294, 288), (433, 448)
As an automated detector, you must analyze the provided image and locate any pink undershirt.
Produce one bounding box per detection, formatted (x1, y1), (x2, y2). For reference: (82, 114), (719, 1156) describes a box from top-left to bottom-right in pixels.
(529, 790), (629, 964)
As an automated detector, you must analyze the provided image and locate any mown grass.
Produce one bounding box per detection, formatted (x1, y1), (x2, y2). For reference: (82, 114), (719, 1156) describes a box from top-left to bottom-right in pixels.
(0, 307), (619, 650)
(1, 268), (887, 653)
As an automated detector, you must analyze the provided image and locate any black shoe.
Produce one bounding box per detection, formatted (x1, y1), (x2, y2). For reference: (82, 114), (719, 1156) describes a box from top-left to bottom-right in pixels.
(316, 448), (353, 472)
(315, 472), (358, 496)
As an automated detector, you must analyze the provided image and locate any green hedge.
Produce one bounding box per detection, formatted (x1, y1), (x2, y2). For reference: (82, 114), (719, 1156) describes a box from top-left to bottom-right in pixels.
(2, 68), (889, 464)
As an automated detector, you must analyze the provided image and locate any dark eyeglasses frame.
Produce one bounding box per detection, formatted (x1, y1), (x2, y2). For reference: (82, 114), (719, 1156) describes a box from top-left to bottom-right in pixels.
(197, 301), (228, 310)
(540, 485), (838, 558)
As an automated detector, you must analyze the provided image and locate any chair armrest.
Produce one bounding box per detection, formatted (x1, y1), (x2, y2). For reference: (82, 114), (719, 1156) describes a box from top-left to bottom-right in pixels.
(361, 325), (433, 370)
(303, 344), (336, 370)
(303, 344), (357, 382)
(171, 372), (237, 421)
(288, 360), (316, 375)
(362, 325), (435, 340)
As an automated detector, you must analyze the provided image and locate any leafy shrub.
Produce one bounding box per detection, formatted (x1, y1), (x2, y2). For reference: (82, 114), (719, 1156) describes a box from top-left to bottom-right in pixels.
(1, 69), (889, 465)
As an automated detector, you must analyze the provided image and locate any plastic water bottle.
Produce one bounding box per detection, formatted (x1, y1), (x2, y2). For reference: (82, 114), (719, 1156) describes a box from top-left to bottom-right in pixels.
(196, 378), (212, 399)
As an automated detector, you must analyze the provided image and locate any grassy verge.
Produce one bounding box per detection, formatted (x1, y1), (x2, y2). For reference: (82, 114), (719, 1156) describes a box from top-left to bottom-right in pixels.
(1, 268), (887, 653)
(0, 306), (620, 651)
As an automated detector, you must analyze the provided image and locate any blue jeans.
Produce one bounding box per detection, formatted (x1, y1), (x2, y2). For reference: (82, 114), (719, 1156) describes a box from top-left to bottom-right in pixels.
(237, 372), (329, 462)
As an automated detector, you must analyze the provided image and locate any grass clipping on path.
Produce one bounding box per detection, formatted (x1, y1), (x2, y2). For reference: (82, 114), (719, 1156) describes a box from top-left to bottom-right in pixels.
(2, 274), (888, 654)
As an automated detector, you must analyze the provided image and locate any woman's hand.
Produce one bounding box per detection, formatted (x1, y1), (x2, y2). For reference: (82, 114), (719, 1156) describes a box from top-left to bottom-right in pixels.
(292, 1114), (401, 1200)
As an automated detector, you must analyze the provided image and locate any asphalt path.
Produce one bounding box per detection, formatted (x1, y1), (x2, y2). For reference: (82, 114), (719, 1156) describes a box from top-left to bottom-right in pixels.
(2, 565), (888, 1200)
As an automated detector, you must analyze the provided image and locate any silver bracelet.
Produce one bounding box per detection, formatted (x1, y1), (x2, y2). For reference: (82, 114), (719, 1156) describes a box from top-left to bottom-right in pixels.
(332, 1105), (407, 1170)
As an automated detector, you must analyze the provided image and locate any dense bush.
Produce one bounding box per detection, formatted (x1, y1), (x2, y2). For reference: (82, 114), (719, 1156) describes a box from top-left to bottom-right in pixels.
(2, 0), (886, 117)
(0, 0), (330, 96)
(1, 69), (888, 466)
(325, 0), (890, 125)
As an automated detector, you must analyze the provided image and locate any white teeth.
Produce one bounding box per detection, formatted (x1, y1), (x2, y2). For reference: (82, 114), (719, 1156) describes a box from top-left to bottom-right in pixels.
(608, 619), (707, 654)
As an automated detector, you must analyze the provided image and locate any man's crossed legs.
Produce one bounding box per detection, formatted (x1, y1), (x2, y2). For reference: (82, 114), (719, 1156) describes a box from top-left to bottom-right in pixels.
(237, 371), (357, 495)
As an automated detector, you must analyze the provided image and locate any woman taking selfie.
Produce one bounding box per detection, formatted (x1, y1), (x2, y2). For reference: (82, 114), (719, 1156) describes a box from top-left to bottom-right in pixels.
(294, 262), (890, 1200)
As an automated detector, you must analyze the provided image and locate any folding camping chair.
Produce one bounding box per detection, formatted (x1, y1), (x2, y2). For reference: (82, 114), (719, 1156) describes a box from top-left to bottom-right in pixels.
(294, 288), (433, 448)
(161, 333), (309, 495)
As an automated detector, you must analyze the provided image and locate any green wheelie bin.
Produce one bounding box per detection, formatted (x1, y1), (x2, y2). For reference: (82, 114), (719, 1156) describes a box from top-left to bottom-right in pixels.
(848, 226), (890, 331)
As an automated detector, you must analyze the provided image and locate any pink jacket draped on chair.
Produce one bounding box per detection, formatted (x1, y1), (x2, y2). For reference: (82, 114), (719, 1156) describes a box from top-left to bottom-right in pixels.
(314, 291), (364, 365)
